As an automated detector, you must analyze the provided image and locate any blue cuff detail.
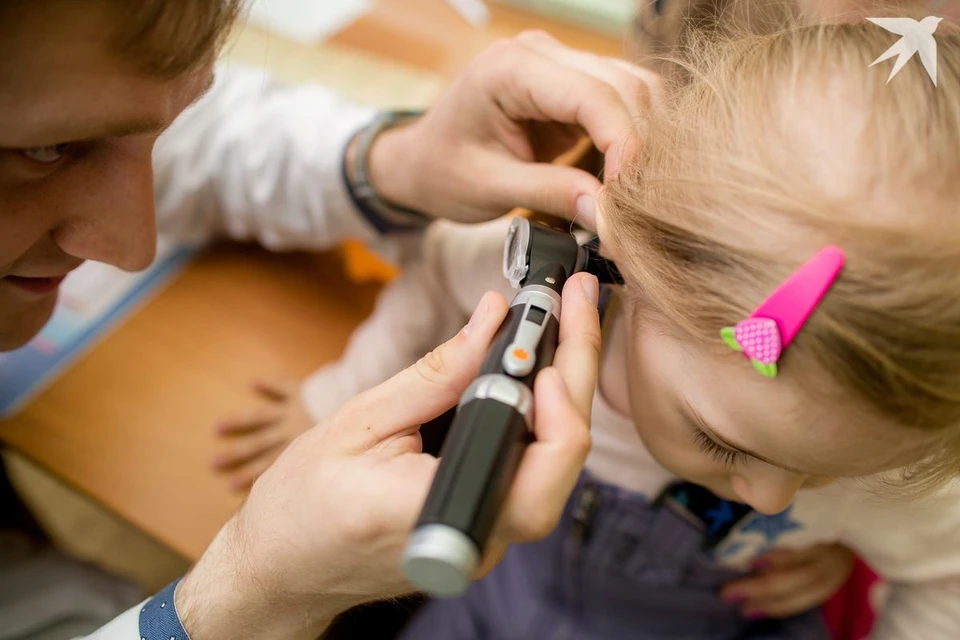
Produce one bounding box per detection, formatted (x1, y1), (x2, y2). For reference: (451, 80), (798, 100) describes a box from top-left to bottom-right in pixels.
(139, 578), (190, 640)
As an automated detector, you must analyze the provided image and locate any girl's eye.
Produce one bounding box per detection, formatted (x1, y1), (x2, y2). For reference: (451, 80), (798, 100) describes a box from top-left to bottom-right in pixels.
(693, 430), (748, 468)
(20, 143), (72, 164)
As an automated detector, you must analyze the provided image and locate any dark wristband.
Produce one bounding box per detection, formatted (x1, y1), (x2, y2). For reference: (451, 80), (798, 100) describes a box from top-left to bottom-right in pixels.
(342, 110), (431, 234)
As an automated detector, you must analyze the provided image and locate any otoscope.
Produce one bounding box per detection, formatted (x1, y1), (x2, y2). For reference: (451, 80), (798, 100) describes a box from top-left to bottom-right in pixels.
(401, 217), (622, 598)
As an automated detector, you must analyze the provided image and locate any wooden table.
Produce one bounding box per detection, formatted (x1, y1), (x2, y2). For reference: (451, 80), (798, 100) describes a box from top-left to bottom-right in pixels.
(0, 0), (623, 561)
(0, 247), (382, 560)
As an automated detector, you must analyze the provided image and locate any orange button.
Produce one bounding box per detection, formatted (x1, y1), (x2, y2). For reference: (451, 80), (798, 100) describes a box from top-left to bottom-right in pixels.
(512, 348), (530, 361)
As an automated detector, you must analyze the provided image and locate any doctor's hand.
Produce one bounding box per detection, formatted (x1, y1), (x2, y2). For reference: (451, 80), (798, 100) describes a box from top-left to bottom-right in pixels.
(365, 31), (660, 230)
(175, 273), (602, 640)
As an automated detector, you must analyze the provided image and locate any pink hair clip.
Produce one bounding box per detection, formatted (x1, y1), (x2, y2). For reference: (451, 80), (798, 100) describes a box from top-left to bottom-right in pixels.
(720, 247), (845, 378)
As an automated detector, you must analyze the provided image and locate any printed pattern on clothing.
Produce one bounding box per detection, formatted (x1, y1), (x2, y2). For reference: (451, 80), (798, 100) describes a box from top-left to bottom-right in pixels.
(656, 481), (755, 552)
(139, 578), (189, 640)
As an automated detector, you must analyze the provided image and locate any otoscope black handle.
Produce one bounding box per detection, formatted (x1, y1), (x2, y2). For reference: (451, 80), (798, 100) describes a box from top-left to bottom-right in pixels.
(401, 264), (564, 598)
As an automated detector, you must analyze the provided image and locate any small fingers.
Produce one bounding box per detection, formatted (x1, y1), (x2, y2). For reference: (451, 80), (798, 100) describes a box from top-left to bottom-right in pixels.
(753, 544), (848, 570)
(741, 573), (846, 620)
(723, 553), (854, 619)
(212, 427), (288, 470)
(215, 407), (285, 434)
(226, 454), (279, 493)
(723, 566), (819, 617)
(251, 377), (298, 401)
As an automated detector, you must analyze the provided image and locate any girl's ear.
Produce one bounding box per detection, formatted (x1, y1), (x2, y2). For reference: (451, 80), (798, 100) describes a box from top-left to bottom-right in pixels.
(595, 187), (608, 233)
(595, 188), (622, 263)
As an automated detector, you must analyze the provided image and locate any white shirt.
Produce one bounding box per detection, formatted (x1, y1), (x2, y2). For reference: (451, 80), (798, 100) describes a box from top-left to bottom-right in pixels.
(153, 64), (403, 257)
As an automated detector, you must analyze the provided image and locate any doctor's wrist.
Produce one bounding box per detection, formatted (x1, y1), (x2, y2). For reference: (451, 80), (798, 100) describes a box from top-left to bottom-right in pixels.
(345, 110), (433, 233)
(366, 117), (431, 216)
(176, 515), (341, 640)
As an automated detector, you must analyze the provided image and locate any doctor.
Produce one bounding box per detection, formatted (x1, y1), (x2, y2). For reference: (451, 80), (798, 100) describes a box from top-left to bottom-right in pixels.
(0, 1), (655, 638)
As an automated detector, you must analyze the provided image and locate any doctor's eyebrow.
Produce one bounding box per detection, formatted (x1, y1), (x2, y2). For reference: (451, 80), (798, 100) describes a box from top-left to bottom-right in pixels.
(20, 72), (219, 146)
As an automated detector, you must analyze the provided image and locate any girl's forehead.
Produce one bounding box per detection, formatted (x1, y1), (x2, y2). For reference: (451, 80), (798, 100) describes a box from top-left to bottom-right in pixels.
(636, 321), (822, 427)
(631, 320), (934, 477)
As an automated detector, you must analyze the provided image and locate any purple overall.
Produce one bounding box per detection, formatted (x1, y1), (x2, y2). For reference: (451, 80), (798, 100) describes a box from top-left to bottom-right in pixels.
(399, 474), (829, 640)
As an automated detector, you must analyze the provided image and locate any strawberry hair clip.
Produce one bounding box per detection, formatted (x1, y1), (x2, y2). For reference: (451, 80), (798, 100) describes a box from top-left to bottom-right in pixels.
(720, 247), (845, 378)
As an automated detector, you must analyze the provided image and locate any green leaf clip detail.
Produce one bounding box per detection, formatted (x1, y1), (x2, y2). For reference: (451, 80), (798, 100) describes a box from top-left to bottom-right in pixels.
(751, 360), (778, 378)
(720, 326), (741, 352)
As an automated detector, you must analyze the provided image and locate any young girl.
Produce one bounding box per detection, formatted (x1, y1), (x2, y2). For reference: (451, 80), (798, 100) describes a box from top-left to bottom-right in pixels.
(348, 21), (960, 639)
(219, 18), (960, 639)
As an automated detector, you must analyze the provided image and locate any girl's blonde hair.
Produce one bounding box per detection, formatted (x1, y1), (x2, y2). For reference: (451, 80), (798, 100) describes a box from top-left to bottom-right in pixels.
(605, 19), (960, 489)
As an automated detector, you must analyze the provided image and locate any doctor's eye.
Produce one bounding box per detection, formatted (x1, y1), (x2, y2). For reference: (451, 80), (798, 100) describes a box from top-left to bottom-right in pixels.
(20, 143), (73, 164)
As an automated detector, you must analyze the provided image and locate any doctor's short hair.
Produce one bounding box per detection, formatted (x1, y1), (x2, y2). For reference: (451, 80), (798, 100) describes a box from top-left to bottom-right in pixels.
(109, 0), (245, 77)
(1, 0), (245, 78)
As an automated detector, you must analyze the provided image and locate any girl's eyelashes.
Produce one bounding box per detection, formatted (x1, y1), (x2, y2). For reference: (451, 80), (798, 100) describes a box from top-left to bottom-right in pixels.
(693, 430), (748, 468)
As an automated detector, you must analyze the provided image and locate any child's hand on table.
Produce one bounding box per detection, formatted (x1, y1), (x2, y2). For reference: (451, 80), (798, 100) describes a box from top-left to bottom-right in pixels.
(721, 543), (856, 621)
(212, 378), (313, 491)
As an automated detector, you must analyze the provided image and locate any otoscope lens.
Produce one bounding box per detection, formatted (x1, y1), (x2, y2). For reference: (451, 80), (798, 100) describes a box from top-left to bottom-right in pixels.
(503, 218), (531, 288)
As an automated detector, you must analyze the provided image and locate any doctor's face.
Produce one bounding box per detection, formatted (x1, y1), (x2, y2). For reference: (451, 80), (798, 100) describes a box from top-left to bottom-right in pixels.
(0, 3), (213, 350)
